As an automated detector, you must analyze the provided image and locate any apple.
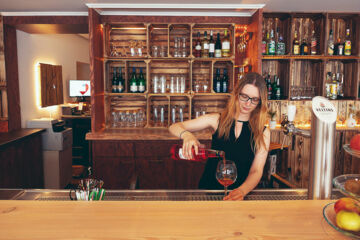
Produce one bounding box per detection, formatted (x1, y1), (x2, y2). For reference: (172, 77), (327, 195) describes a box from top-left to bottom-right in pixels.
(336, 210), (360, 232)
(350, 134), (360, 151)
(334, 198), (360, 214)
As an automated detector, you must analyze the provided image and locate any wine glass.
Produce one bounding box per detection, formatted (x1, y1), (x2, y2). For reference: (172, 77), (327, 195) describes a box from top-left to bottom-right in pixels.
(216, 160), (237, 197)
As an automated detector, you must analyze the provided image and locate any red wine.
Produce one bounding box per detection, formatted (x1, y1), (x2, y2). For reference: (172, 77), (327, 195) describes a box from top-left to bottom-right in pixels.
(218, 178), (235, 187)
(170, 144), (225, 162)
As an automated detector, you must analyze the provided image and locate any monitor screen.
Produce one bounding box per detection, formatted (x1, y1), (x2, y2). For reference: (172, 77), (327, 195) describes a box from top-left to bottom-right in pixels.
(69, 80), (91, 97)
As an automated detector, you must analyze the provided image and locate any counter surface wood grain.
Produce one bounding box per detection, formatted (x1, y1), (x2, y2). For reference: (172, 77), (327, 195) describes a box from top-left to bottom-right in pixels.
(0, 200), (351, 239)
(0, 128), (45, 148)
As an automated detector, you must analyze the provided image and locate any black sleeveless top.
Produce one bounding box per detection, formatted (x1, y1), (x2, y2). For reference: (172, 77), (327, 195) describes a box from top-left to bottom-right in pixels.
(198, 120), (255, 190)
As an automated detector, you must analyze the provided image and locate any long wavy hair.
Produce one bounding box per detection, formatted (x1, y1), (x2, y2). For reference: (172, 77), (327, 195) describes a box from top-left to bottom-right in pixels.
(217, 72), (269, 151)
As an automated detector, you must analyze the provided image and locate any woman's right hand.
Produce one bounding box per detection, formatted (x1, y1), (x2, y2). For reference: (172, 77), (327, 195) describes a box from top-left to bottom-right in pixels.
(181, 131), (201, 159)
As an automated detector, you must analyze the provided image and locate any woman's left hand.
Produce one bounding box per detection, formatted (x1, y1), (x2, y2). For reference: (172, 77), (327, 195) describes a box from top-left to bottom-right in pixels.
(223, 188), (246, 201)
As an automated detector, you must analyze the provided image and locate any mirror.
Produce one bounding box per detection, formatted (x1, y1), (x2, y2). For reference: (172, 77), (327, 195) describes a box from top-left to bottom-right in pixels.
(40, 63), (64, 107)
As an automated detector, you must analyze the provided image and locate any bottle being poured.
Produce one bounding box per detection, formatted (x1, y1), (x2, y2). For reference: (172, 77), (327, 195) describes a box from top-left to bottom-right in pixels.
(170, 144), (225, 162)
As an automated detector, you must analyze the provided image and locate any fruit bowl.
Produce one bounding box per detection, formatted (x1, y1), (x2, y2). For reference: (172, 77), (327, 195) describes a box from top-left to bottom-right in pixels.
(344, 144), (360, 158)
(333, 174), (360, 200)
(323, 202), (360, 239)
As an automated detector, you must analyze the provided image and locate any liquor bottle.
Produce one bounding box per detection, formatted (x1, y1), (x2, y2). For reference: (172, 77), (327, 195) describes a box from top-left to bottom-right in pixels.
(117, 67), (124, 93)
(138, 67), (146, 93)
(262, 29), (267, 55)
(325, 72), (332, 98)
(222, 68), (228, 93)
(327, 29), (334, 56)
(129, 67), (138, 93)
(213, 68), (222, 93)
(201, 31), (209, 58)
(310, 30), (317, 55)
(265, 32), (270, 55)
(170, 144), (225, 162)
(274, 76), (281, 100)
(215, 33), (222, 58)
(293, 31), (300, 55)
(194, 32), (202, 58)
(268, 29), (276, 55)
(266, 74), (272, 100)
(334, 38), (344, 55)
(330, 73), (338, 100)
(276, 34), (286, 55)
(300, 38), (308, 55)
(221, 29), (231, 57)
(337, 73), (344, 98)
(209, 30), (215, 58)
(271, 75), (278, 98)
(111, 67), (118, 93)
(344, 28), (351, 56)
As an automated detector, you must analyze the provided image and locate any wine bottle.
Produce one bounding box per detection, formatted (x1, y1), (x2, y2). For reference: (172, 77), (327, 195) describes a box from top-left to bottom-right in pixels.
(300, 38), (308, 55)
(214, 68), (221, 93)
(221, 29), (231, 57)
(209, 30), (215, 58)
(344, 28), (351, 56)
(194, 32), (201, 58)
(117, 67), (124, 93)
(335, 38), (344, 56)
(262, 29), (267, 55)
(112, 67), (118, 93)
(327, 29), (334, 56)
(201, 31), (209, 58)
(138, 67), (146, 93)
(222, 68), (228, 93)
(293, 31), (300, 55)
(170, 144), (225, 162)
(215, 33), (222, 58)
(310, 30), (317, 55)
(129, 67), (138, 93)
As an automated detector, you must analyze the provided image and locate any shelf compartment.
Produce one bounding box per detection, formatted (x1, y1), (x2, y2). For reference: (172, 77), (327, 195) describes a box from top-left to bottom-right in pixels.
(192, 24), (235, 58)
(148, 96), (170, 128)
(291, 59), (324, 98)
(149, 59), (190, 94)
(262, 59), (290, 100)
(105, 95), (147, 129)
(169, 24), (191, 58)
(106, 23), (148, 58)
(149, 24), (168, 57)
(327, 13), (358, 57)
(325, 59), (359, 99)
(192, 60), (212, 93)
(191, 95), (229, 119)
(291, 13), (326, 56)
(263, 13), (291, 55)
(126, 61), (147, 93)
(169, 96), (191, 124)
(105, 60), (126, 93)
(213, 61), (234, 94)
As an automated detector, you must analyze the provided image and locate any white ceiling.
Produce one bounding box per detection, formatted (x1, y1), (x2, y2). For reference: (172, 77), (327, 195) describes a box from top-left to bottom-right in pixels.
(0, 0), (359, 13)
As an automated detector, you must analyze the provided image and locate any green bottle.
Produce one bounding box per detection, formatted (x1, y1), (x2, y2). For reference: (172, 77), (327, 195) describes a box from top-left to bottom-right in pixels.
(129, 67), (138, 93)
(111, 67), (118, 93)
(117, 67), (124, 93)
(138, 67), (146, 93)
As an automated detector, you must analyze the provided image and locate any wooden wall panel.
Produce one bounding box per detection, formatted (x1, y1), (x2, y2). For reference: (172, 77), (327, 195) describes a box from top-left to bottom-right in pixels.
(247, 9), (262, 73)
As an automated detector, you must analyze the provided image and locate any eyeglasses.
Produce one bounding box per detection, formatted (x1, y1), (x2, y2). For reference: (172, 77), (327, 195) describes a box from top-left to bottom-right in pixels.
(239, 93), (260, 105)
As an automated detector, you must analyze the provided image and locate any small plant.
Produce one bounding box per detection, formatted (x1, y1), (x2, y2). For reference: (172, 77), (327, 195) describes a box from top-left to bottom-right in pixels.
(268, 110), (277, 121)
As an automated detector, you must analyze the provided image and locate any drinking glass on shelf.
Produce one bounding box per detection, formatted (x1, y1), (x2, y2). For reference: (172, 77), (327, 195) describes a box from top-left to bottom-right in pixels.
(216, 160), (237, 197)
(194, 107), (201, 119)
(181, 37), (187, 57)
(201, 106), (206, 116)
(160, 75), (167, 93)
(159, 105), (165, 126)
(152, 74), (159, 93)
(202, 80), (209, 93)
(119, 111), (126, 127)
(174, 37), (179, 57)
(175, 75), (181, 93)
(178, 105), (184, 122)
(160, 45), (167, 57)
(170, 75), (176, 93)
(110, 44), (118, 57)
(137, 41), (143, 56)
(180, 75), (186, 93)
(129, 40), (136, 57)
(153, 105), (159, 126)
(152, 45), (159, 57)
(111, 111), (118, 127)
(171, 105), (177, 124)
(194, 80), (200, 93)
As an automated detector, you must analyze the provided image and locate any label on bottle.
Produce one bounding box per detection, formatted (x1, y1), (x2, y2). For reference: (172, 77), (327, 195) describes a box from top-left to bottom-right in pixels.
(117, 83), (124, 93)
(222, 81), (227, 93)
(276, 43), (285, 55)
(130, 84), (138, 93)
(222, 42), (230, 50)
(112, 85), (118, 93)
(216, 81), (221, 93)
(310, 40), (317, 55)
(203, 43), (209, 50)
(138, 85), (145, 92)
(268, 41), (276, 55)
(293, 45), (300, 55)
(195, 45), (201, 51)
(209, 44), (215, 53)
(328, 44), (334, 55)
(262, 41), (267, 55)
(215, 49), (222, 58)
(344, 41), (351, 55)
(338, 45), (344, 55)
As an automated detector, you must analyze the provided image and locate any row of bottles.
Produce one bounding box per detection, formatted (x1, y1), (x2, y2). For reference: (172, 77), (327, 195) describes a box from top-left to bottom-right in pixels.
(264, 74), (282, 100)
(194, 30), (231, 58)
(213, 68), (229, 93)
(262, 27), (286, 55)
(111, 67), (146, 93)
(292, 30), (317, 55)
(325, 71), (344, 100)
(327, 29), (352, 56)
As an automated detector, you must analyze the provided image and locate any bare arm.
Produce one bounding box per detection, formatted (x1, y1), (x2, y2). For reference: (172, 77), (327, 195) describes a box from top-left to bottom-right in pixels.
(169, 113), (219, 159)
(224, 127), (270, 200)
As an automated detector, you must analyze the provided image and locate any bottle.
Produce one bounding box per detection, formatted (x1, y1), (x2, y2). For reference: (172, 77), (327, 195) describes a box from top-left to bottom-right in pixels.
(209, 30), (215, 58)
(276, 35), (286, 55)
(327, 29), (334, 56)
(300, 38), (308, 55)
(215, 33), (222, 58)
(194, 32), (201, 58)
(222, 68), (228, 93)
(310, 30), (317, 55)
(293, 31), (300, 55)
(271, 75), (278, 98)
(325, 72), (332, 98)
(335, 38), (344, 55)
(117, 67), (124, 93)
(337, 73), (344, 98)
(344, 28), (351, 56)
(266, 74), (272, 100)
(265, 32), (270, 55)
(221, 29), (231, 57)
(346, 114), (356, 128)
(170, 144), (225, 162)
(201, 31), (209, 58)
(262, 29), (267, 55)
(138, 67), (146, 93)
(268, 29), (276, 55)
(274, 76), (281, 100)
(214, 68), (221, 93)
(129, 67), (138, 93)
(111, 67), (118, 93)
(329, 73), (338, 100)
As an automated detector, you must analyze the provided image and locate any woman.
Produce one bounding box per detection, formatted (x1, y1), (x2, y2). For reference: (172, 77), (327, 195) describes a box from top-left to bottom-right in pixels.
(169, 72), (270, 200)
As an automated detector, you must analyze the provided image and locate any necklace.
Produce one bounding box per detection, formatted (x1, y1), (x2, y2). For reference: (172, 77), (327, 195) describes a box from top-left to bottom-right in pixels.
(237, 120), (248, 123)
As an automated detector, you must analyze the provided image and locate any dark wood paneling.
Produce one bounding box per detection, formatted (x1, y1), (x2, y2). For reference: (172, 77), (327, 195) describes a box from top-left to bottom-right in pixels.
(137, 157), (174, 189)
(40, 63), (64, 107)
(21, 134), (43, 188)
(3, 24), (21, 131)
(89, 8), (105, 132)
(102, 16), (251, 24)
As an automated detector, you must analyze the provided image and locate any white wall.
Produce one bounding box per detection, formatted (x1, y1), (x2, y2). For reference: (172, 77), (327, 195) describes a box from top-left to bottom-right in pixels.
(16, 31), (89, 127)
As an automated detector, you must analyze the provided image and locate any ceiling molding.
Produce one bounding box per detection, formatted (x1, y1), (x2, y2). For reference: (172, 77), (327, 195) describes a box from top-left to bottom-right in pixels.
(85, 3), (265, 9)
(0, 12), (88, 16)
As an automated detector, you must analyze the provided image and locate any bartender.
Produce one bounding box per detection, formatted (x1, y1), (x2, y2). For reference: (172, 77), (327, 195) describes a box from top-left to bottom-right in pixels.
(169, 72), (270, 200)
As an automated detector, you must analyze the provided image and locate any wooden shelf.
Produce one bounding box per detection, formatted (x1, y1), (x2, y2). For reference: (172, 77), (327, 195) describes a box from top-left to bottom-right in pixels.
(262, 55), (360, 60)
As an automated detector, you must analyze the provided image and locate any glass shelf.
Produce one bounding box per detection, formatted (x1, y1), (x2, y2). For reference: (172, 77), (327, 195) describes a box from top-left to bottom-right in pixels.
(333, 174), (360, 199)
(344, 144), (360, 158)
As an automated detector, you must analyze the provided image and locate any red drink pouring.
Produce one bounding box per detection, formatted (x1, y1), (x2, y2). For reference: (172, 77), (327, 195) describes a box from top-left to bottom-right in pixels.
(170, 144), (225, 162)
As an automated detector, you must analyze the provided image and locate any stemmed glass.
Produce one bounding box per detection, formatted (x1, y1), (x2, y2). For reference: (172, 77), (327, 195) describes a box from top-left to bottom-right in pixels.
(216, 160), (237, 197)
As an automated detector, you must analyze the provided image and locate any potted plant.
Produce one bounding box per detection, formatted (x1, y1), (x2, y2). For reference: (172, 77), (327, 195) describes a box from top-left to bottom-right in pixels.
(268, 110), (277, 129)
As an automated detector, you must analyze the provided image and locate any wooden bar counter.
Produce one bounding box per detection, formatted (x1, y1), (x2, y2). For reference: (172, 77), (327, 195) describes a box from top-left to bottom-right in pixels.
(0, 199), (351, 239)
